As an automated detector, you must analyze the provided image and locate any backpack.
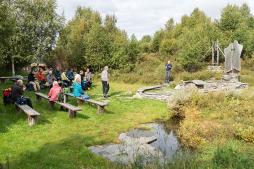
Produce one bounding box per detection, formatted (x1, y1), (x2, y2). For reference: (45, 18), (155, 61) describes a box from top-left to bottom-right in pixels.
(16, 96), (27, 105)
(63, 87), (70, 94)
(3, 88), (12, 105)
(3, 88), (12, 97)
(81, 94), (90, 100)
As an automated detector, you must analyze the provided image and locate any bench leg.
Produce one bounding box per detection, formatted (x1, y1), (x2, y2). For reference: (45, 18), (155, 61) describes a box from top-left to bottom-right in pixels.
(77, 100), (83, 105)
(49, 101), (55, 109)
(15, 104), (21, 113)
(28, 115), (37, 126)
(69, 110), (76, 118)
(36, 95), (41, 101)
(64, 95), (67, 103)
(97, 106), (105, 114)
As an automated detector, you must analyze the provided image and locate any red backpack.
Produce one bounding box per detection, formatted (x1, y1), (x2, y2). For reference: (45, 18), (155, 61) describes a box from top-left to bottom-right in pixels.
(3, 88), (12, 97)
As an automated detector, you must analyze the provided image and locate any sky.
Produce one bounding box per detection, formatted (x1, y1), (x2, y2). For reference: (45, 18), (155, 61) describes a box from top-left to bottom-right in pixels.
(56, 0), (254, 39)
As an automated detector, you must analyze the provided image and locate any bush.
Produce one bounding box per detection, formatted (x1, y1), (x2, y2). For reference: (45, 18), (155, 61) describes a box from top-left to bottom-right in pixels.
(234, 124), (254, 143)
(178, 120), (206, 149)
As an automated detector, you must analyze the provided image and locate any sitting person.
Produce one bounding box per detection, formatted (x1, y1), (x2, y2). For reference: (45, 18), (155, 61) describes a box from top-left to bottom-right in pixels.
(48, 81), (62, 106)
(28, 70), (40, 91)
(66, 68), (74, 83)
(36, 68), (46, 85)
(79, 70), (86, 90)
(46, 69), (55, 87)
(54, 68), (61, 81)
(61, 70), (71, 86)
(11, 80), (33, 108)
(72, 75), (89, 100)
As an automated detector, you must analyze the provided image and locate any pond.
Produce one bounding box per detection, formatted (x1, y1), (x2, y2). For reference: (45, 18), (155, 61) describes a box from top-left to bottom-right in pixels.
(89, 121), (181, 165)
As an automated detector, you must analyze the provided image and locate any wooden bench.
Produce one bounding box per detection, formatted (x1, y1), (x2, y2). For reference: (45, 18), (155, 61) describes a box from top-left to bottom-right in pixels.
(64, 93), (108, 114)
(15, 103), (40, 126)
(35, 92), (82, 118)
(0, 76), (27, 83)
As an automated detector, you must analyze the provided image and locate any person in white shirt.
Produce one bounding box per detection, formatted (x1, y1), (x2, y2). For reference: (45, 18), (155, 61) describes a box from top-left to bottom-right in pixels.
(101, 66), (109, 98)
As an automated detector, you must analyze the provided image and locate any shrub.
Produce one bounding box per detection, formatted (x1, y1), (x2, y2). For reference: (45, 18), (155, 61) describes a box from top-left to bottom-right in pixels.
(234, 124), (254, 143)
(178, 120), (206, 149)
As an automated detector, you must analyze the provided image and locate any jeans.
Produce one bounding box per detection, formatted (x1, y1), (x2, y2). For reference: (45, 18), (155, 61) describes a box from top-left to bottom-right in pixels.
(165, 71), (171, 83)
(102, 81), (109, 97)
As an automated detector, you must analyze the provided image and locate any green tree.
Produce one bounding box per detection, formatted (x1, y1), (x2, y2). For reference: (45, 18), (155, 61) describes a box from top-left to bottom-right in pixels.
(139, 35), (151, 53)
(0, 0), (14, 67)
(3, 0), (63, 70)
(176, 8), (221, 71)
(219, 4), (254, 57)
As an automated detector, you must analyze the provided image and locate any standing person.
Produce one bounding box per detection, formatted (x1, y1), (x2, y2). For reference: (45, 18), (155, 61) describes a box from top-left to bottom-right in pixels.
(165, 60), (172, 83)
(11, 80), (33, 108)
(101, 66), (110, 98)
(85, 68), (92, 88)
(28, 70), (40, 91)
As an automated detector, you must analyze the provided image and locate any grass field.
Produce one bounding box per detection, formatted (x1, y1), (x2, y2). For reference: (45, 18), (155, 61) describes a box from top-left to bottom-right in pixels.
(0, 81), (169, 169)
(1, 65), (254, 169)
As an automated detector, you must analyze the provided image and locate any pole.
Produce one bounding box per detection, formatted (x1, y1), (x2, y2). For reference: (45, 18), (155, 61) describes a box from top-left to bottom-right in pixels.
(212, 42), (214, 65)
(216, 40), (219, 66)
(11, 56), (15, 76)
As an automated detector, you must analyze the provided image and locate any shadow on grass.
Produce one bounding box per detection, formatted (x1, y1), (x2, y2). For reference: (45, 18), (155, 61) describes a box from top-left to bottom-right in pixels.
(6, 135), (114, 169)
(109, 91), (123, 97)
(0, 104), (25, 133)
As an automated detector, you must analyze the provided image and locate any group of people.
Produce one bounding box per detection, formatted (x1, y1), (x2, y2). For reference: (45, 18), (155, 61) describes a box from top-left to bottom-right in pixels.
(3, 60), (171, 109)
(27, 67), (93, 92)
(3, 65), (110, 108)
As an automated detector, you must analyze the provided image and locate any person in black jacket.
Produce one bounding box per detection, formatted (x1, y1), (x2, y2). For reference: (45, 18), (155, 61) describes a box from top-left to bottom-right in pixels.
(28, 71), (40, 91)
(54, 68), (61, 81)
(11, 80), (33, 108)
(165, 60), (172, 83)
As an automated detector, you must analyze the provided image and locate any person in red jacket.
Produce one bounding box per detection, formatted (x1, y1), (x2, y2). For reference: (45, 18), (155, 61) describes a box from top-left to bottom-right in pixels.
(36, 68), (46, 85)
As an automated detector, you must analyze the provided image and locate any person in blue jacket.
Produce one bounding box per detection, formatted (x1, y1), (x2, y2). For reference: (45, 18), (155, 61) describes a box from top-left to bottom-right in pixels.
(73, 75), (84, 97)
(72, 75), (90, 100)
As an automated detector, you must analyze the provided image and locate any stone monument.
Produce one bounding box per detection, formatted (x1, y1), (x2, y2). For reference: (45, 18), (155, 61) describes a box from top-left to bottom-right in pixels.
(222, 40), (243, 82)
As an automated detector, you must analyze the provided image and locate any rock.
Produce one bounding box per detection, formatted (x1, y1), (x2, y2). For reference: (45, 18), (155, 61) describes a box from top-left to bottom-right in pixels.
(119, 133), (157, 144)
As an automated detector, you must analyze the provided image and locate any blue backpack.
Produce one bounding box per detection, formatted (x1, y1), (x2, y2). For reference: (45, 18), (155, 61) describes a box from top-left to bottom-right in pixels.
(81, 94), (90, 100)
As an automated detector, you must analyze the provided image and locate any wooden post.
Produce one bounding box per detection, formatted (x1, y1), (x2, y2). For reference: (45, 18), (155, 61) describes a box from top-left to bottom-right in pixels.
(36, 95), (41, 101)
(97, 106), (104, 114)
(212, 42), (215, 65)
(63, 94), (67, 103)
(0, 79), (6, 83)
(68, 110), (76, 118)
(28, 116), (36, 126)
(216, 40), (219, 66)
(11, 56), (15, 76)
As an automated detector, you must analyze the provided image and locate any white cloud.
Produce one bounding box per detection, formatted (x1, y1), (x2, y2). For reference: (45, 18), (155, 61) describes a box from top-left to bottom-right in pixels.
(56, 0), (254, 39)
